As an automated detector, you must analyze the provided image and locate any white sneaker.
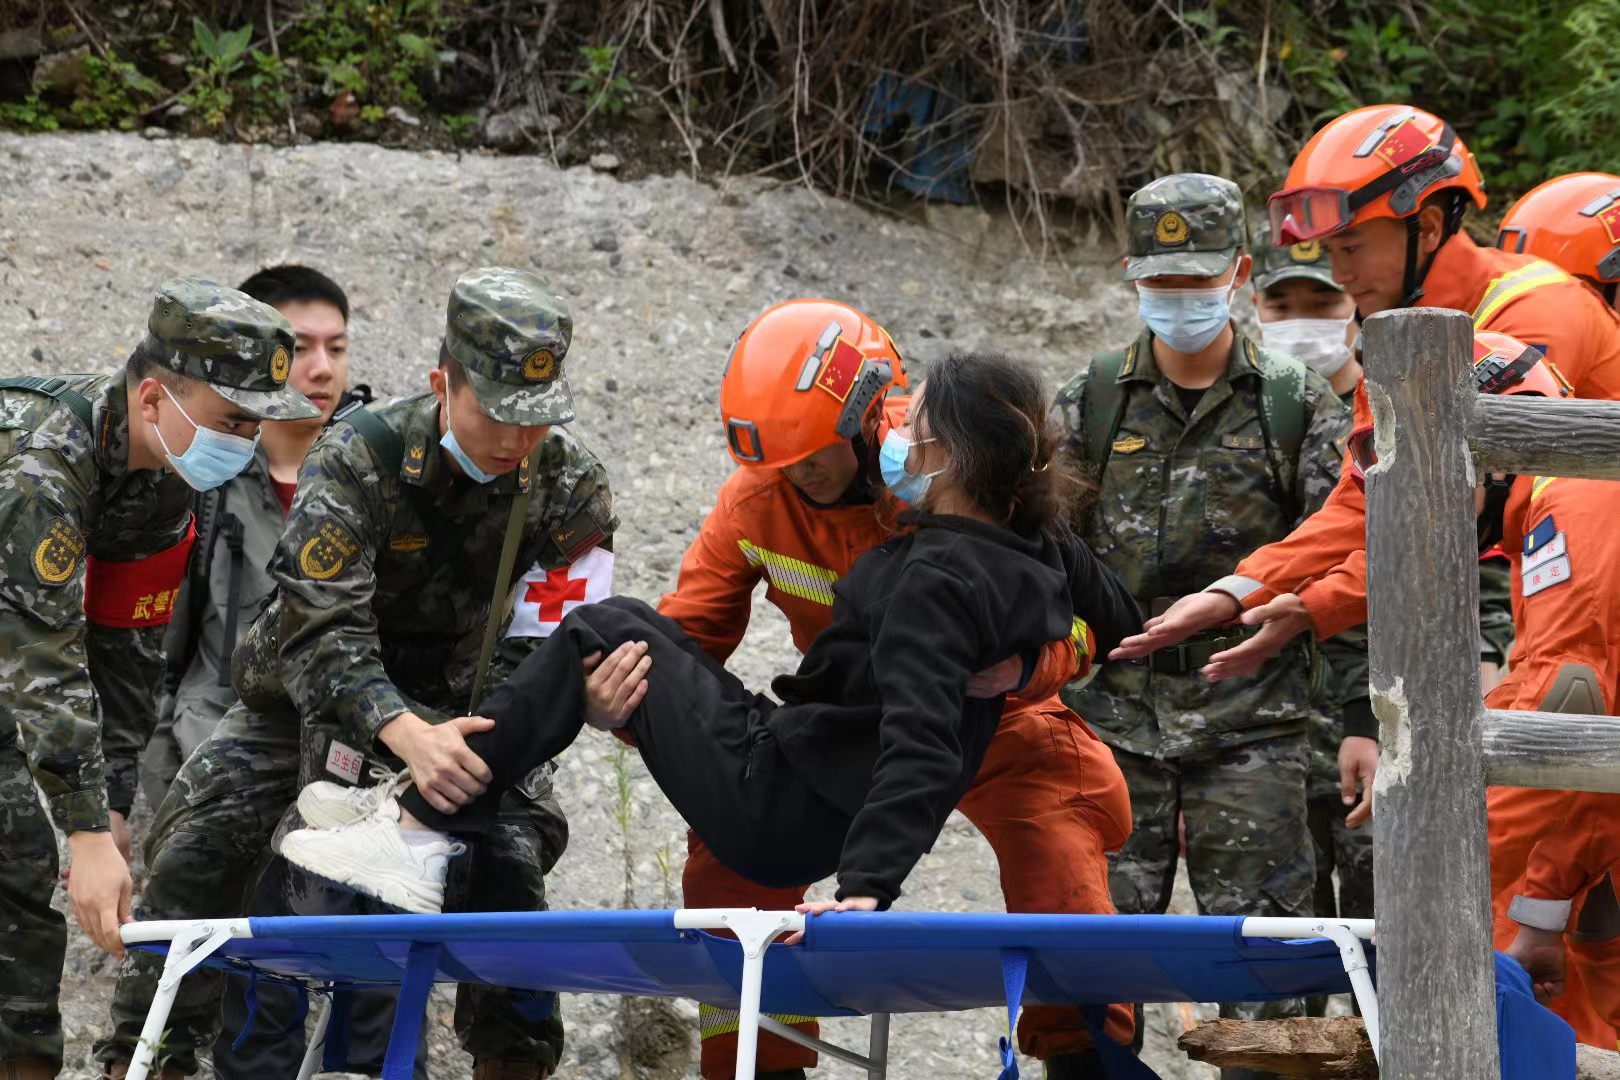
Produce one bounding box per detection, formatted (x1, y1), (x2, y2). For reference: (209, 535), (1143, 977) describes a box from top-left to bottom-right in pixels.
(297, 766), (410, 829)
(280, 797), (464, 915)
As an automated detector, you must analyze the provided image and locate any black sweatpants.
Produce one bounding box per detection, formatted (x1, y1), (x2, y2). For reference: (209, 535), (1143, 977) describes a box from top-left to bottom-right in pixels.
(400, 597), (849, 888)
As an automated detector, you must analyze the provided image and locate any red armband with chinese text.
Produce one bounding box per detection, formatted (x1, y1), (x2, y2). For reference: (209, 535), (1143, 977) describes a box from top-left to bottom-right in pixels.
(82, 517), (196, 628)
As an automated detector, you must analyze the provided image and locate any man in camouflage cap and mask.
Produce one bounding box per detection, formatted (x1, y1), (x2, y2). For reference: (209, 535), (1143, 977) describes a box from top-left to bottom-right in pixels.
(0, 278), (315, 1079)
(1051, 175), (1356, 1077)
(97, 268), (610, 1080)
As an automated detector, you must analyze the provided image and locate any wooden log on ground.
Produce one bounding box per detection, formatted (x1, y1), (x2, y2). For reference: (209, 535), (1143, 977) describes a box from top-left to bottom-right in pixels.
(1485, 708), (1620, 792)
(1363, 307), (1500, 1077)
(1179, 1017), (1620, 1079)
(1472, 395), (1620, 481)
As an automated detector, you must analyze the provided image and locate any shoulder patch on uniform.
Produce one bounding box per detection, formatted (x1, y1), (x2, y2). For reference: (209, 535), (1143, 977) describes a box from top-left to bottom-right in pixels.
(402, 440), (426, 481)
(32, 516), (85, 585)
(299, 521), (361, 581)
(1524, 515), (1558, 558)
(1112, 433), (1147, 455)
(551, 507), (606, 563)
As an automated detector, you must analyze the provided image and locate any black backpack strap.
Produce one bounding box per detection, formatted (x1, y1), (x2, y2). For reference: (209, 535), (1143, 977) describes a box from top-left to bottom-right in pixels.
(217, 507), (247, 687)
(0, 375), (96, 430)
(333, 398), (404, 473)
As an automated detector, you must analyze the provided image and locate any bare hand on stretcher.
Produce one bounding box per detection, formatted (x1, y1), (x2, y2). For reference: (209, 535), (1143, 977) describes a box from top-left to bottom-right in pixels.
(785, 896), (880, 945)
(583, 641), (652, 730)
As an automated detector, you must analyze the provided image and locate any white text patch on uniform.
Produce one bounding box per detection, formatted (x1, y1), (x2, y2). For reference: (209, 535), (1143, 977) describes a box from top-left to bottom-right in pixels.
(1522, 529), (1566, 573)
(507, 547), (614, 638)
(1522, 552), (1572, 597)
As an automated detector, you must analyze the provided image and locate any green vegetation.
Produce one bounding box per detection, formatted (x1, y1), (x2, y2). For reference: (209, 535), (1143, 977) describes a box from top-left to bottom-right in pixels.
(569, 44), (634, 118)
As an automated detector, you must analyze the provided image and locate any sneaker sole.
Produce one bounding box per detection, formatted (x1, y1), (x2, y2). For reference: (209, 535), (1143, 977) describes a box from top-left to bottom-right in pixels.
(279, 834), (446, 915)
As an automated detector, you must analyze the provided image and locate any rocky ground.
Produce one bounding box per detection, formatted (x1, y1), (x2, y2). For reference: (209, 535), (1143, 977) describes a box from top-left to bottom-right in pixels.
(0, 131), (1251, 1079)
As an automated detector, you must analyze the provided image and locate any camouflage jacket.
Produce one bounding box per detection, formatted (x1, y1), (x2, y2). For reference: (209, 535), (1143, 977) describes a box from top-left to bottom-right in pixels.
(0, 375), (192, 832)
(1053, 328), (1354, 758)
(234, 392), (616, 751)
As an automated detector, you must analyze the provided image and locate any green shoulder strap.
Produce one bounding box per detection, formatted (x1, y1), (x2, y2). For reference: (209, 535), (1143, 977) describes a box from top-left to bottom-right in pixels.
(1079, 345), (1134, 473)
(334, 399), (531, 714)
(0, 375), (96, 430)
(1251, 343), (1310, 520)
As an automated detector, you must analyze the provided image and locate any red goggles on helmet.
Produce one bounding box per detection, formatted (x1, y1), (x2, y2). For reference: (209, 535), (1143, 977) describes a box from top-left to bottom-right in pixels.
(1268, 122), (1459, 243)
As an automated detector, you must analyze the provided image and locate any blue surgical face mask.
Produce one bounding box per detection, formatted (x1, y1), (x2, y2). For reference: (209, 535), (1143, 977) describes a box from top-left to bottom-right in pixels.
(878, 428), (943, 507)
(153, 385), (257, 491)
(1137, 282), (1234, 354)
(440, 410), (497, 484)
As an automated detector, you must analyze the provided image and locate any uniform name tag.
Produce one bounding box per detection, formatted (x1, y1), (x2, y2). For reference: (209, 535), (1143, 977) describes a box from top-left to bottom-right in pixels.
(1522, 554), (1572, 597)
(325, 739), (364, 783)
(1522, 530), (1566, 572)
(1220, 434), (1265, 450)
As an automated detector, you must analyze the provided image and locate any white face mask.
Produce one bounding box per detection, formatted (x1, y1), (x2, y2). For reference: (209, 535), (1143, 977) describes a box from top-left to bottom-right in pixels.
(1260, 317), (1354, 378)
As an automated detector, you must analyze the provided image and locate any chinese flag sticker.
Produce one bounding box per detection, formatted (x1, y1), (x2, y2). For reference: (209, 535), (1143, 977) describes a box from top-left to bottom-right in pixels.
(1374, 120), (1432, 168)
(1599, 203), (1620, 245)
(815, 338), (864, 402)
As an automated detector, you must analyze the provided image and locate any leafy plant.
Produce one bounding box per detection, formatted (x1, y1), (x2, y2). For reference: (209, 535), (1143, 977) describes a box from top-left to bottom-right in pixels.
(183, 19), (253, 127)
(570, 44), (634, 118)
(69, 53), (162, 130)
(287, 0), (446, 109)
(243, 48), (294, 124)
(0, 94), (61, 132)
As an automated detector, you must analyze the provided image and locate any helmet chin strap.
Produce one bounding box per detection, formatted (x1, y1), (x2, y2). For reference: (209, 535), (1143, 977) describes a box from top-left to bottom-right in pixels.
(1477, 474), (1516, 552)
(1395, 198), (1469, 309)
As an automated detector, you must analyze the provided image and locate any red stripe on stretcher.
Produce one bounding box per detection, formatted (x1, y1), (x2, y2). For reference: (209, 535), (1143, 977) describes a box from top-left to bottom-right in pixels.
(82, 517), (196, 628)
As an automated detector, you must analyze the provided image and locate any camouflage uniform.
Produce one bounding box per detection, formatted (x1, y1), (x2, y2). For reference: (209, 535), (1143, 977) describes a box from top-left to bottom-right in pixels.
(0, 280), (314, 1072)
(1054, 176), (1355, 1059)
(97, 269), (610, 1076)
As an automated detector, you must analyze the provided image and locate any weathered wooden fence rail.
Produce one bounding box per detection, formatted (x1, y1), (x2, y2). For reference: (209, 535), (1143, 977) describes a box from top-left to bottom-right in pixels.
(1363, 306), (1620, 1079)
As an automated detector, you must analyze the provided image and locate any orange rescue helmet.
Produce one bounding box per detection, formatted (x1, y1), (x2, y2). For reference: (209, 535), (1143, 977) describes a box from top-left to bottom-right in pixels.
(1347, 330), (1571, 489)
(719, 299), (909, 468)
(1497, 172), (1620, 285)
(1269, 105), (1486, 244)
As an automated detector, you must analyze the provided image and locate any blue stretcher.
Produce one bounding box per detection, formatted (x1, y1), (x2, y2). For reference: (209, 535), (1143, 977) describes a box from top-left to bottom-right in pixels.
(118, 910), (1571, 1080)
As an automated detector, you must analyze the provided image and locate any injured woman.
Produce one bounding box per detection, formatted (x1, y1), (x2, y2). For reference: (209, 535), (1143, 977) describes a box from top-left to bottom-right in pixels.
(280, 350), (1141, 916)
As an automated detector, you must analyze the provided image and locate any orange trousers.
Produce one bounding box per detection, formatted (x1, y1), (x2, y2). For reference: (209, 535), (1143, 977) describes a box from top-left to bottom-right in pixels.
(682, 702), (1137, 1076)
(1489, 785), (1620, 1048)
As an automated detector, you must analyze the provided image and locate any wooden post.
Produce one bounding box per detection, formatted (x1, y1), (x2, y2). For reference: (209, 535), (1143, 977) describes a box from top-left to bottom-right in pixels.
(1362, 307), (1500, 1079)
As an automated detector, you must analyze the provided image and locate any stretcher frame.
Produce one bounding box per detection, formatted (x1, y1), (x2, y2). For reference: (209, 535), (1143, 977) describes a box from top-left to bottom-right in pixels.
(119, 910), (1376, 1080)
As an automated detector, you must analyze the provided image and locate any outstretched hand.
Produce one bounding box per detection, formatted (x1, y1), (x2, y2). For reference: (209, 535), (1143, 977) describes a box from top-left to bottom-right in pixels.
(784, 896), (880, 945)
(583, 641), (651, 731)
(1110, 592), (1241, 661)
(1200, 593), (1313, 681)
(1339, 735), (1379, 829)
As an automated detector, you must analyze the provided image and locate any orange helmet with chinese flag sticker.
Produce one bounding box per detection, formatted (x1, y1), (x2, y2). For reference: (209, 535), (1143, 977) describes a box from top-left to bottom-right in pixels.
(720, 299), (909, 468)
(1497, 172), (1620, 287)
(1347, 330), (1570, 490)
(1269, 105), (1486, 245)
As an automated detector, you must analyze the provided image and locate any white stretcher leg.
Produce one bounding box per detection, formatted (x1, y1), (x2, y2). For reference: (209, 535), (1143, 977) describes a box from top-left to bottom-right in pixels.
(295, 994), (332, 1080)
(124, 923), (240, 1080)
(691, 910), (799, 1080)
(1238, 917), (1379, 1064)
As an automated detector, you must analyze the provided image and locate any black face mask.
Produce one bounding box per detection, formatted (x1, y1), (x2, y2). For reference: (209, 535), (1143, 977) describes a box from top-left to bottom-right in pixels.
(1477, 474), (1515, 552)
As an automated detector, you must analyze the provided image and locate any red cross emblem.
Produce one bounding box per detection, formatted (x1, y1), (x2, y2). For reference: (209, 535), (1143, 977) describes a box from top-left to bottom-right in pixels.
(525, 566), (588, 622)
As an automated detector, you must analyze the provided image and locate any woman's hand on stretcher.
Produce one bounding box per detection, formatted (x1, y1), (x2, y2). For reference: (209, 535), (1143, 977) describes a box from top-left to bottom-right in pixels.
(583, 641), (652, 731)
(378, 711), (495, 814)
(784, 896), (880, 945)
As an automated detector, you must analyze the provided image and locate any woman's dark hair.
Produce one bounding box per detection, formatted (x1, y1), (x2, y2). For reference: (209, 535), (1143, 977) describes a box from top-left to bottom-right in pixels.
(913, 351), (1078, 535)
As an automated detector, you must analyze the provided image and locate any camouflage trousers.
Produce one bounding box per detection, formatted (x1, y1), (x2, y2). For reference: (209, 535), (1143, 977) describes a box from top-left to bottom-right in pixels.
(0, 731), (65, 1069)
(94, 702), (571, 1074)
(1306, 712), (1373, 921)
(1107, 732), (1314, 1045)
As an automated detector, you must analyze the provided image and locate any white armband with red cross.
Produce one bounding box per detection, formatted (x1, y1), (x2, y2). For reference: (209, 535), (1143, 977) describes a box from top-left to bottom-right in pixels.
(506, 547), (615, 638)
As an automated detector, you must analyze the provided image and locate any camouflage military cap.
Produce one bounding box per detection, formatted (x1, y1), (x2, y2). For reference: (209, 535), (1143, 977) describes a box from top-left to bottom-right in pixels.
(1125, 173), (1247, 282)
(1251, 220), (1343, 293)
(444, 267), (575, 425)
(141, 277), (320, 420)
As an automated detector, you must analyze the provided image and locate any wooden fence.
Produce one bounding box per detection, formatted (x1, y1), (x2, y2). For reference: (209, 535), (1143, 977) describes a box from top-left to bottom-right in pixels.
(1363, 307), (1620, 1078)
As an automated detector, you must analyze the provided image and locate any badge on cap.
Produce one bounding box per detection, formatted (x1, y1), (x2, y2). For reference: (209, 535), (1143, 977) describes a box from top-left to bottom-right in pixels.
(522, 349), (557, 383)
(270, 346), (291, 384)
(1289, 240), (1322, 262)
(1155, 211), (1190, 246)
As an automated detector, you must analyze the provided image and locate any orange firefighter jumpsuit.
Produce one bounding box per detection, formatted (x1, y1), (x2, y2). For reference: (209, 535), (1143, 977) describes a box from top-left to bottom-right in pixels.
(657, 462), (1136, 1075)
(1487, 475), (1620, 1048)
(1221, 233), (1620, 639)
